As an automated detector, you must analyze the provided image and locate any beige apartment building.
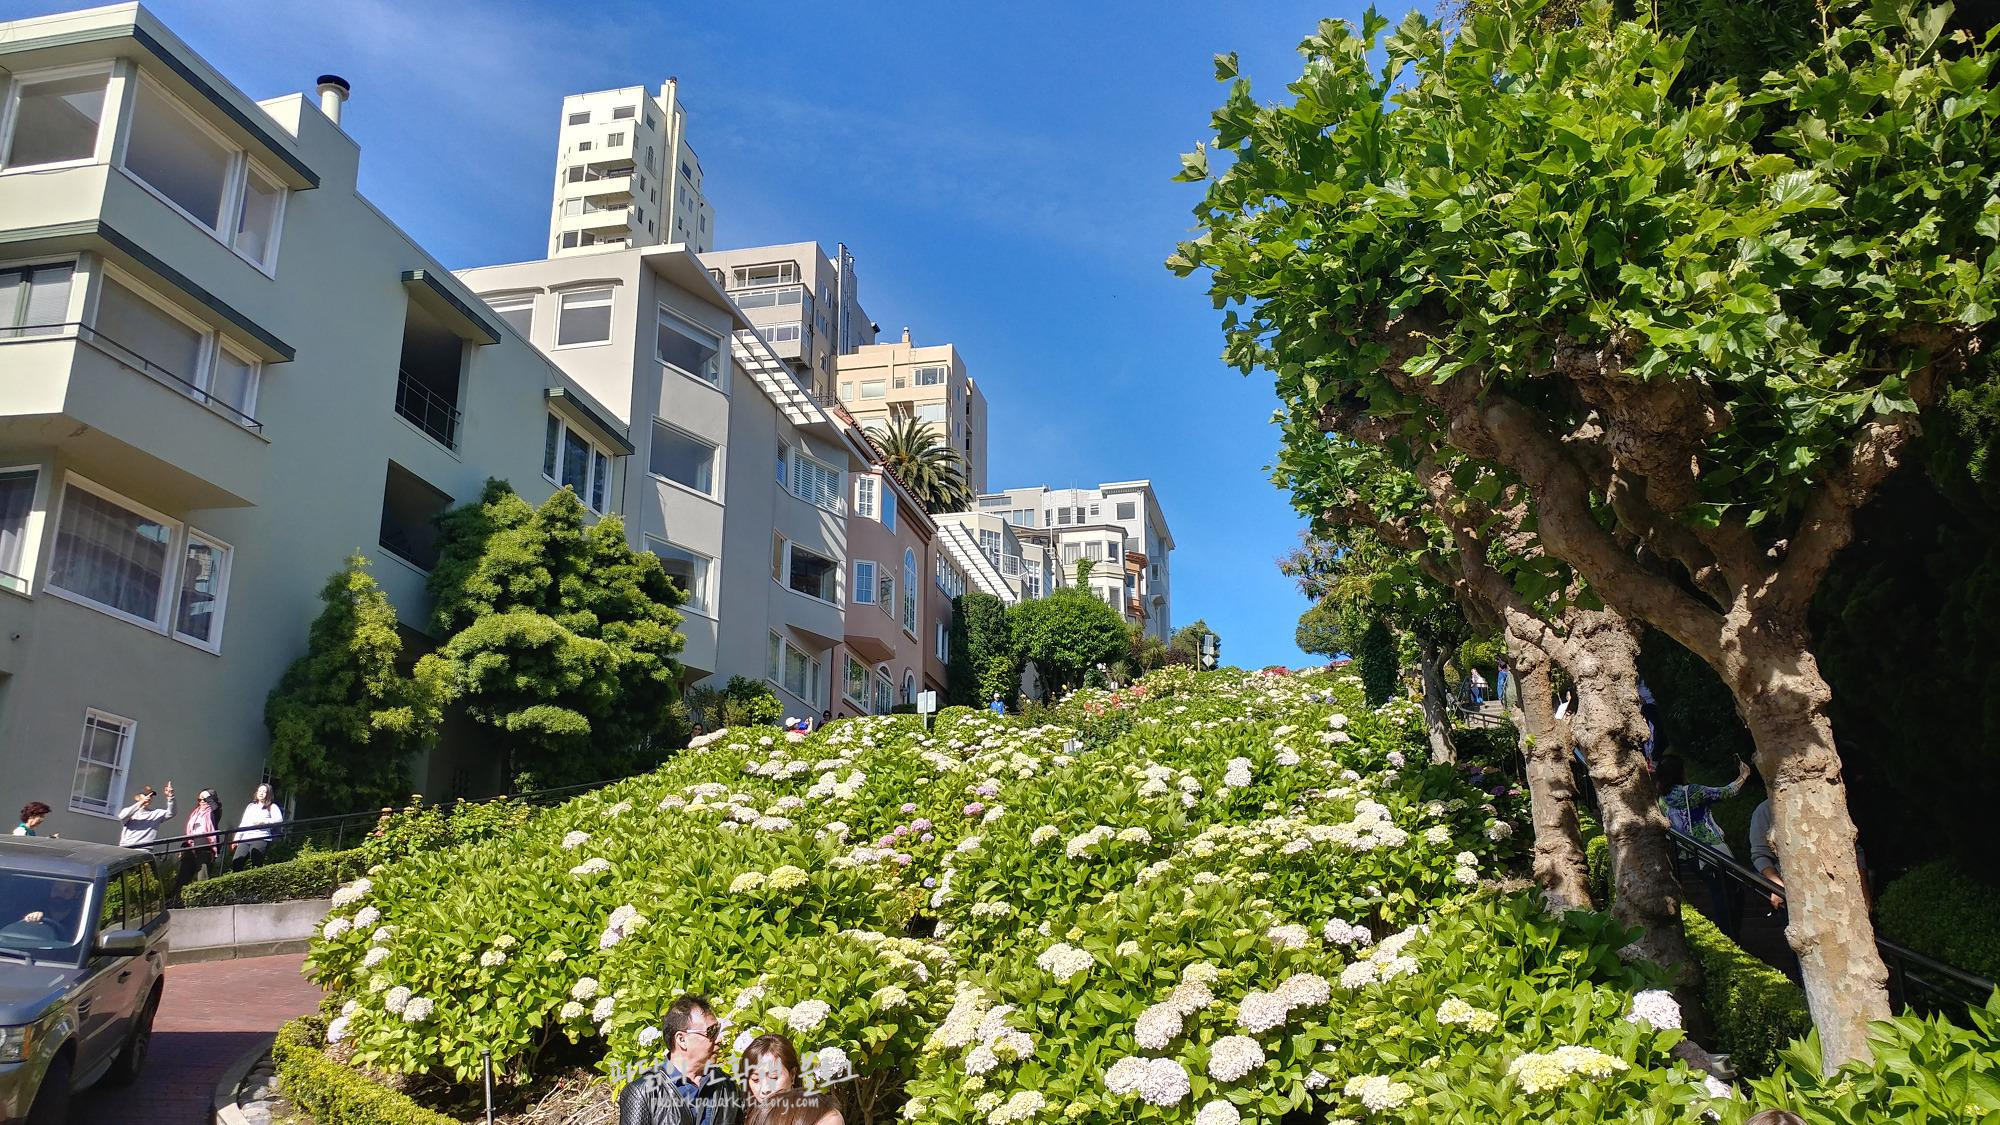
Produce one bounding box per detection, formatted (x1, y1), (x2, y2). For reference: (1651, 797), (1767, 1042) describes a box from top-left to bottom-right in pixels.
(0, 4), (633, 841)
(700, 242), (876, 401)
(548, 80), (714, 257)
(836, 330), (989, 493)
(975, 481), (1174, 640)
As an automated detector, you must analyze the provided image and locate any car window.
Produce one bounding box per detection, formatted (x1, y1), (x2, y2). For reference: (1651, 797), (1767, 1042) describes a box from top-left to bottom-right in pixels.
(131, 862), (163, 927)
(0, 871), (95, 965)
(98, 871), (127, 932)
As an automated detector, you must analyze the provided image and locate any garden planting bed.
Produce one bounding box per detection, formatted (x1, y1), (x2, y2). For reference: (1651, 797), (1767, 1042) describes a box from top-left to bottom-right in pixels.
(288, 667), (1999, 1123)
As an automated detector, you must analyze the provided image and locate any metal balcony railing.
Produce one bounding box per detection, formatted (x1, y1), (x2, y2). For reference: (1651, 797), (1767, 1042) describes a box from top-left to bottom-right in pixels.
(4, 322), (263, 431)
(395, 368), (461, 449)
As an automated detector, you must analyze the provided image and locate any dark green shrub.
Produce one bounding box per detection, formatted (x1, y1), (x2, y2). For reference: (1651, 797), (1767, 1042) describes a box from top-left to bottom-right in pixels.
(1747, 992), (2000, 1124)
(273, 1018), (458, 1125)
(180, 849), (367, 908)
(1451, 723), (1519, 771)
(720, 675), (783, 727)
(1877, 860), (2000, 984)
(1357, 619), (1396, 706)
(1681, 906), (1812, 1078)
(361, 795), (540, 868)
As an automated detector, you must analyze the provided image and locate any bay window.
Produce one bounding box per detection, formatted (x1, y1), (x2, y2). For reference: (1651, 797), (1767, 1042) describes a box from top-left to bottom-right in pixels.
(46, 474), (231, 648)
(172, 530), (231, 649)
(544, 414), (614, 514)
(650, 421), (717, 496)
(645, 536), (712, 615)
(0, 469), (39, 592)
(786, 450), (842, 513)
(657, 307), (722, 385)
(767, 631), (820, 704)
(785, 542), (837, 603)
(118, 76), (285, 271)
(93, 275), (260, 424)
(2, 69), (109, 170)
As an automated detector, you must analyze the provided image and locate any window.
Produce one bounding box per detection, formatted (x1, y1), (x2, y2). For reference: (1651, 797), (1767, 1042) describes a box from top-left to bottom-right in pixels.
(1025, 575), (1042, 598)
(2, 69), (108, 170)
(902, 549), (918, 634)
(379, 461), (452, 571)
(607, 132), (625, 147)
(980, 495), (1011, 508)
(568, 110), (590, 125)
(936, 621), (949, 662)
(556, 288), (613, 346)
(859, 380), (886, 399)
(733, 286), (805, 310)
(768, 632), (819, 702)
(760, 322), (801, 344)
(48, 478), (173, 625)
(775, 443), (788, 487)
(882, 488), (896, 534)
(854, 559), (877, 604)
(646, 537), (712, 615)
(613, 105), (636, 120)
(577, 141), (593, 152)
(787, 451), (842, 513)
(839, 382), (854, 398)
(844, 656), (869, 706)
(650, 421), (717, 496)
(0, 469), (35, 590)
(0, 261), (74, 338)
(849, 475), (875, 521)
(879, 571), (895, 613)
(979, 528), (1002, 566)
(873, 671), (894, 716)
(123, 78), (284, 269)
(786, 543), (837, 603)
(70, 710), (134, 816)
(1117, 501), (1138, 521)
(657, 308), (721, 384)
(487, 295), (534, 339)
(173, 531), (229, 649)
(730, 262), (798, 288)
(1109, 540), (1121, 561)
(95, 272), (260, 421)
(1057, 508), (1072, 526)
(913, 402), (947, 425)
(543, 414), (614, 514)
(912, 365), (948, 386)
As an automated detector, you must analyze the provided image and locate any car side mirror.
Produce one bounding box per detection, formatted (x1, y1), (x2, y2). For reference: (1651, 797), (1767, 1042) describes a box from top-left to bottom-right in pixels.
(95, 929), (146, 956)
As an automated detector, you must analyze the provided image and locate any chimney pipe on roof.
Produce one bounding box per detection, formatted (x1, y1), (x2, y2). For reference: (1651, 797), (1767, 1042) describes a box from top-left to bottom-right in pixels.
(316, 75), (350, 126)
(901, 326), (911, 344)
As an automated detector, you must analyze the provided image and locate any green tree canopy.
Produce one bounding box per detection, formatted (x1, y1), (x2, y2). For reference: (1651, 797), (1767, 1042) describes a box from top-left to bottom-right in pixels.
(1168, 619), (1217, 663)
(1009, 587), (1129, 697)
(1295, 598), (1348, 657)
(948, 591), (1018, 707)
(418, 481), (684, 787)
(265, 556), (444, 814)
(868, 415), (973, 514)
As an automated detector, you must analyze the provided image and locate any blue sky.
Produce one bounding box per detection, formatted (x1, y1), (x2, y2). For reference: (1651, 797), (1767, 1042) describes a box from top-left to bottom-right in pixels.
(129, 0), (1391, 670)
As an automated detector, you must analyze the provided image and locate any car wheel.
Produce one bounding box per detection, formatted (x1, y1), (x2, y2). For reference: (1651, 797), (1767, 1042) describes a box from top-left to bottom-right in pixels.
(23, 1051), (71, 1125)
(102, 986), (159, 1088)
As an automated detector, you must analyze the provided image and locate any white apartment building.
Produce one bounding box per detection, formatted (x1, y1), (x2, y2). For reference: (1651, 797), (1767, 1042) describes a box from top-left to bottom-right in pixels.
(547, 80), (714, 257)
(700, 242), (877, 401)
(931, 511), (1052, 605)
(836, 330), (989, 493)
(0, 4), (634, 839)
(976, 481), (1174, 640)
(458, 247), (875, 719)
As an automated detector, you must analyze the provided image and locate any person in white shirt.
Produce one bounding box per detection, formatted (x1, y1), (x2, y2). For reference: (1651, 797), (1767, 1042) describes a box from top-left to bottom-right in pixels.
(231, 783), (285, 871)
(117, 783), (174, 848)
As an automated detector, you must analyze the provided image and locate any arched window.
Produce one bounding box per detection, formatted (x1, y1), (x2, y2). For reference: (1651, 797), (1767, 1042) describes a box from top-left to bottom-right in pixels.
(902, 548), (918, 633)
(902, 669), (916, 705)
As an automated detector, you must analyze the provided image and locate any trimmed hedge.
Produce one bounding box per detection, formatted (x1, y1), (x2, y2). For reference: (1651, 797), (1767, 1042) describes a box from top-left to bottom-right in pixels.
(180, 848), (367, 908)
(1681, 905), (1812, 1078)
(1877, 859), (2000, 984)
(273, 1018), (457, 1125)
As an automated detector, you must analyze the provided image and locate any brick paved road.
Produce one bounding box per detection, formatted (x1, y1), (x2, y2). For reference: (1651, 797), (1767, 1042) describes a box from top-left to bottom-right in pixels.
(70, 952), (322, 1124)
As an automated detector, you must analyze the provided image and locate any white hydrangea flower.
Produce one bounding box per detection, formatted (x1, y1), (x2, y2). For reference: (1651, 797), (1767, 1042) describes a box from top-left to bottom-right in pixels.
(1487, 820), (1515, 840)
(874, 986), (909, 1010)
(1194, 1100), (1241, 1125)
(383, 986), (412, 1014)
(964, 1043), (1000, 1075)
(1136, 1057), (1191, 1106)
(1116, 826), (1152, 844)
(1625, 989), (1682, 1031)
(1030, 825), (1058, 845)
(326, 1015), (351, 1043)
(1424, 825), (1451, 845)
(638, 1026), (663, 1048)
(1207, 1035), (1266, 1082)
(1134, 1003), (1183, 1050)
(1344, 1074), (1412, 1111)
(570, 977), (599, 1001)
(371, 925), (395, 944)
(812, 1046), (852, 1085)
(559, 1001), (585, 1021)
(329, 878), (372, 908)
(322, 917), (352, 940)
(363, 946), (390, 968)
(569, 857), (611, 877)
(988, 1090), (1045, 1124)
(1236, 990), (1289, 1033)
(1267, 924), (1309, 949)
(1182, 962), (1220, 985)
(561, 830), (591, 850)
(353, 905), (381, 928)
(593, 996), (616, 1023)
(1035, 942), (1093, 982)
(787, 999), (832, 1032)
(1275, 973), (1331, 1009)
(1435, 997), (1500, 1033)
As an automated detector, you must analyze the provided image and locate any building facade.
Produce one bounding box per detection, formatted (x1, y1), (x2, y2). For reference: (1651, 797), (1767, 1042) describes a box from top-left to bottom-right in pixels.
(974, 481), (1174, 640)
(0, 4), (631, 840)
(547, 80), (713, 258)
(835, 330), (988, 493)
(700, 242), (875, 402)
(830, 465), (937, 719)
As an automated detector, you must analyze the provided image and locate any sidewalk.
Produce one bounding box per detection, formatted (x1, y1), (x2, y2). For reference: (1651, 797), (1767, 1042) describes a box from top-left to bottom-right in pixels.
(71, 951), (322, 1124)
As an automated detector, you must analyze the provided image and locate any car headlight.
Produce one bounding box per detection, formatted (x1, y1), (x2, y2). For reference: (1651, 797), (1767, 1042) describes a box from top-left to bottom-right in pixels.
(0, 1024), (31, 1064)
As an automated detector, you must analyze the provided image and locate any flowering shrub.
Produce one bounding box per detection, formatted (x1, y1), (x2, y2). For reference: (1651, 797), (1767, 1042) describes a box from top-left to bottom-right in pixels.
(303, 667), (1844, 1121)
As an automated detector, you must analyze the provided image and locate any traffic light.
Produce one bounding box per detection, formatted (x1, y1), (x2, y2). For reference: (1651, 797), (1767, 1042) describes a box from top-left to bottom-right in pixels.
(1200, 633), (1220, 670)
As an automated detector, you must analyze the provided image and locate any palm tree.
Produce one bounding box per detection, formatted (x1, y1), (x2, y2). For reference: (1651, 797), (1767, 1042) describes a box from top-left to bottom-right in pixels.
(867, 414), (974, 513)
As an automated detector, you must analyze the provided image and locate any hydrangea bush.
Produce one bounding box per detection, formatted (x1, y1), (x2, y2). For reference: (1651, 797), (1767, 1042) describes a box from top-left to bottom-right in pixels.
(305, 667), (1807, 1122)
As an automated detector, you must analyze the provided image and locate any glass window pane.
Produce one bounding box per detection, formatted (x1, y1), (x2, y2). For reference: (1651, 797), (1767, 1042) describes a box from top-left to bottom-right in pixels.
(591, 451), (609, 513)
(71, 717), (123, 811)
(50, 484), (172, 621)
(234, 169), (283, 265)
(543, 414), (561, 478)
(656, 311), (719, 383)
(859, 380), (886, 399)
(125, 81), (235, 229)
(0, 470), (36, 586)
(647, 538), (710, 614)
(94, 280), (205, 387)
(5, 73), (106, 168)
(557, 289), (612, 346)
(5, 263), (75, 336)
(787, 545), (835, 602)
(209, 349), (257, 419)
(560, 426), (591, 497)
(854, 560), (875, 604)
(491, 299), (533, 339)
(649, 422), (715, 495)
(174, 534), (227, 644)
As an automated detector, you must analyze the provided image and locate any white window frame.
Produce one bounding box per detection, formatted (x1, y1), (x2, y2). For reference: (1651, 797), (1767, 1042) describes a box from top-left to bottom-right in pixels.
(0, 254), (83, 336)
(486, 293), (535, 340)
(854, 475), (877, 520)
(44, 471), (232, 651)
(644, 534), (714, 618)
(543, 412), (615, 515)
(649, 418), (720, 501)
(786, 449), (843, 514)
(0, 464), (48, 595)
(92, 264), (261, 425)
(843, 654), (869, 707)
(554, 286), (615, 349)
(936, 621), (949, 661)
(115, 71), (286, 276)
(69, 707), (136, 818)
(854, 559), (877, 605)
(777, 539), (839, 607)
(656, 304), (724, 388)
(0, 62), (118, 176)
(766, 630), (819, 705)
(172, 527), (232, 653)
(902, 548), (919, 636)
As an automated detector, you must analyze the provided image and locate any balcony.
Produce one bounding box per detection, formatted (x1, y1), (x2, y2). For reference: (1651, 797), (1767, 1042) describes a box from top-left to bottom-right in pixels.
(563, 166), (635, 202)
(1127, 598), (1146, 619)
(394, 368), (461, 449)
(0, 327), (263, 508)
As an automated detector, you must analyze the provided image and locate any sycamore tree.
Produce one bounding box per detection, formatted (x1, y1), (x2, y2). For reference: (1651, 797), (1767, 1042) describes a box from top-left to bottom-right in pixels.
(420, 481), (684, 787)
(1174, 0), (1999, 1065)
(266, 555), (445, 814)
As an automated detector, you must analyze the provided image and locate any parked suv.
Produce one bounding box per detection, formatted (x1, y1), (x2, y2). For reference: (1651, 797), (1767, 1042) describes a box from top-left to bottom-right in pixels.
(0, 837), (168, 1125)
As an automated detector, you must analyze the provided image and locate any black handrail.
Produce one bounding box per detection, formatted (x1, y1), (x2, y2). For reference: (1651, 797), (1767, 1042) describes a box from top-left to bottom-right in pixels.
(395, 368), (462, 448)
(4, 321), (263, 430)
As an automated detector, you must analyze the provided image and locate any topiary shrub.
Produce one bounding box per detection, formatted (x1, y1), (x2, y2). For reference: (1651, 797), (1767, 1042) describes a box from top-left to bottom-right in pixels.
(1876, 860), (2000, 984)
(272, 1018), (458, 1125)
(180, 849), (368, 908)
(1681, 906), (1811, 1078)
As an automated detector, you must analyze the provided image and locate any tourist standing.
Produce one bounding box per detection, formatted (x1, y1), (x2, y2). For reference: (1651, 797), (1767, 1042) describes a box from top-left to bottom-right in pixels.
(231, 783), (285, 871)
(617, 994), (742, 1125)
(12, 801), (50, 836)
(989, 694), (1006, 716)
(117, 783), (174, 848)
(177, 788), (223, 893)
(1658, 756), (1751, 936)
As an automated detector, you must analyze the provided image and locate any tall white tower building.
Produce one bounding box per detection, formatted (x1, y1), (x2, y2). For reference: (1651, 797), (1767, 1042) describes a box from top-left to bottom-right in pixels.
(548, 79), (714, 257)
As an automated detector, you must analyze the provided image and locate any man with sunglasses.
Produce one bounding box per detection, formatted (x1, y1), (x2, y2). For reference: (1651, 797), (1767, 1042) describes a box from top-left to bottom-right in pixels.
(618, 993), (742, 1125)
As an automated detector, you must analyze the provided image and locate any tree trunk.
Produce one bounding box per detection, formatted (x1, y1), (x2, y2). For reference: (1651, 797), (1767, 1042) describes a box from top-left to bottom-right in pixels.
(1506, 633), (1592, 912)
(1726, 624), (1890, 1070)
(1564, 611), (1697, 986)
(1417, 633), (1458, 764)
